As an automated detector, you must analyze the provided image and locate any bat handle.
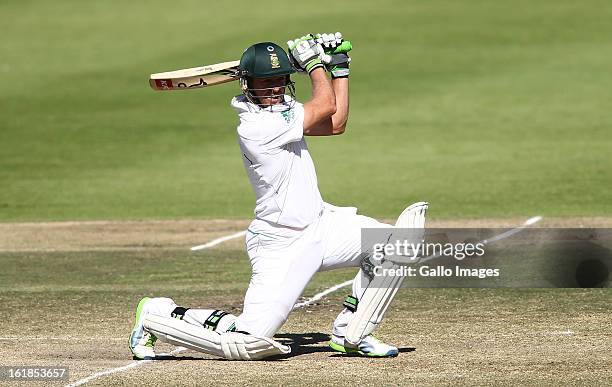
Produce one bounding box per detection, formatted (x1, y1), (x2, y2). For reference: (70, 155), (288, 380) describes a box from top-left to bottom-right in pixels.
(319, 41), (351, 64)
(329, 41), (352, 54)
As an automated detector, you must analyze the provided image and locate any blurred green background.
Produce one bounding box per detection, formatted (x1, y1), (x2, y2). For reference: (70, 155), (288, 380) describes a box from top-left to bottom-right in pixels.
(1, 0), (610, 221)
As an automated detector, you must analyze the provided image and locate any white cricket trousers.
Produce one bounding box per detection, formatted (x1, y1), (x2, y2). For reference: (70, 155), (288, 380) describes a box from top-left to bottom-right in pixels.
(234, 205), (391, 337)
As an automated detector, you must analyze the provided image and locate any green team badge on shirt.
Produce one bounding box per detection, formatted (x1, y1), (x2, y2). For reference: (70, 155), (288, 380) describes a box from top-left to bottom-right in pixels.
(281, 109), (294, 123)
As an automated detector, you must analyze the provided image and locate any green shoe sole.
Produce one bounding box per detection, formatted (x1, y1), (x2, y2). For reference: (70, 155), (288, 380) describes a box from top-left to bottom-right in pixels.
(328, 340), (398, 358)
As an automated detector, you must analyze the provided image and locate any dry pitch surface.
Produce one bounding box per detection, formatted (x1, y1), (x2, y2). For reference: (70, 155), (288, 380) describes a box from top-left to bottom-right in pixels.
(0, 219), (611, 386)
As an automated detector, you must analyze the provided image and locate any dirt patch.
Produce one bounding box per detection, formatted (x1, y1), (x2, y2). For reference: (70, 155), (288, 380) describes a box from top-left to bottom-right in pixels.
(427, 216), (612, 228)
(1, 217), (611, 252)
(0, 219), (250, 252)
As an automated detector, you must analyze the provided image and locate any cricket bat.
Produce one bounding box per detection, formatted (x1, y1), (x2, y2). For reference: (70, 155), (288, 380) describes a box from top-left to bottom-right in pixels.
(149, 41), (352, 91)
(149, 60), (240, 91)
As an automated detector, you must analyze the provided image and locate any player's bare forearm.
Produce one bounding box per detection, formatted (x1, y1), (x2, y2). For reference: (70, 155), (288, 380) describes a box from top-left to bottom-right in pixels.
(310, 68), (336, 110)
(303, 68), (337, 133)
(330, 77), (349, 134)
(304, 76), (348, 136)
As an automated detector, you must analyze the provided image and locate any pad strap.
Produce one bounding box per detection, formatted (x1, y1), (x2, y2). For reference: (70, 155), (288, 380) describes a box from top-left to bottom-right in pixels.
(171, 307), (190, 320)
(343, 295), (359, 313)
(204, 310), (229, 331)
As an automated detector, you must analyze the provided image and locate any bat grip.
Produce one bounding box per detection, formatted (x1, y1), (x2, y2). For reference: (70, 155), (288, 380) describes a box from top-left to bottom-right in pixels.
(329, 41), (352, 54)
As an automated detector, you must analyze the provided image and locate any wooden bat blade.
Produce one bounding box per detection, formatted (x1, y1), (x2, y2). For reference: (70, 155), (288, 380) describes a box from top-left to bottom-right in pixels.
(149, 60), (240, 91)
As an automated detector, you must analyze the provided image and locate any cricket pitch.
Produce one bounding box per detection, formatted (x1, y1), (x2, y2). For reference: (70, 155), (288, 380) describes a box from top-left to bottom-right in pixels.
(0, 219), (610, 385)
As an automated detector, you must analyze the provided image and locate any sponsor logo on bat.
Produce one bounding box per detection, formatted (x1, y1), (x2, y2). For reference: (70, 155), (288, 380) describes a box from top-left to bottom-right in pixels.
(177, 78), (208, 88)
(155, 79), (173, 89)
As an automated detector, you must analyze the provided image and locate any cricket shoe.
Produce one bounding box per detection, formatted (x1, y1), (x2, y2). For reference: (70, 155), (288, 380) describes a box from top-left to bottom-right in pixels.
(128, 297), (158, 360)
(329, 334), (399, 357)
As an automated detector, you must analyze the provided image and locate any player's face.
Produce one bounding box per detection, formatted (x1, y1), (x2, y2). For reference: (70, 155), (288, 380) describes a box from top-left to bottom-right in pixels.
(251, 76), (287, 106)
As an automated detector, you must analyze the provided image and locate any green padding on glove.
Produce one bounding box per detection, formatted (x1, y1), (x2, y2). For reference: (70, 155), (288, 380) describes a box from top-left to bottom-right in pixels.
(287, 34), (325, 74)
(327, 41), (352, 55)
(305, 58), (324, 73)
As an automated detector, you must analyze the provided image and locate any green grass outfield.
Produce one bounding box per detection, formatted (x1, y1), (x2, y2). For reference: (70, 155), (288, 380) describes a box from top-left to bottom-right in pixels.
(1, 0), (611, 221)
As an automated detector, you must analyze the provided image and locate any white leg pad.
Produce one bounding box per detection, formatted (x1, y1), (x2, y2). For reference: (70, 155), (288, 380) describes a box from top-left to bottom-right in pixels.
(345, 201), (428, 345)
(144, 314), (290, 360)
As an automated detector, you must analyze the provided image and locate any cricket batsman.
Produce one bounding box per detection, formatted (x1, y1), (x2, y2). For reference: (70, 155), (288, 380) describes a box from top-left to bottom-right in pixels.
(129, 33), (428, 360)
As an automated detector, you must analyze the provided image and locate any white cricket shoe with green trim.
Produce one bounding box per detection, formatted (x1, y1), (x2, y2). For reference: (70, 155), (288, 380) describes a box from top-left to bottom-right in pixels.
(129, 297), (158, 360)
(329, 334), (398, 357)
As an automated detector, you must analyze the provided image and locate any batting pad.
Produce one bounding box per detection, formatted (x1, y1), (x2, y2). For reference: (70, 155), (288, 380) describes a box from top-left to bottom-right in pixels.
(144, 314), (290, 360)
(345, 201), (428, 345)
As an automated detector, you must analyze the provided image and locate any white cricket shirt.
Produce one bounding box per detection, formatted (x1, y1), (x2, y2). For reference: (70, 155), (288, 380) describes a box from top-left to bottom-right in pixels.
(232, 95), (324, 228)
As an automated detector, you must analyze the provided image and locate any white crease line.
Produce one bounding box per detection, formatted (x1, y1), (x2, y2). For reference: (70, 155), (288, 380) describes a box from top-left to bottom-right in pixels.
(417, 215), (543, 265)
(66, 348), (186, 387)
(293, 280), (353, 310)
(482, 216), (542, 244)
(191, 231), (246, 251)
(67, 360), (142, 387)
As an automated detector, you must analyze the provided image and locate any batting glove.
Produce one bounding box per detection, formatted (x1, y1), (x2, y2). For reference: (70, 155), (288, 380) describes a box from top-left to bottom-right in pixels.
(315, 32), (352, 78)
(287, 34), (325, 74)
